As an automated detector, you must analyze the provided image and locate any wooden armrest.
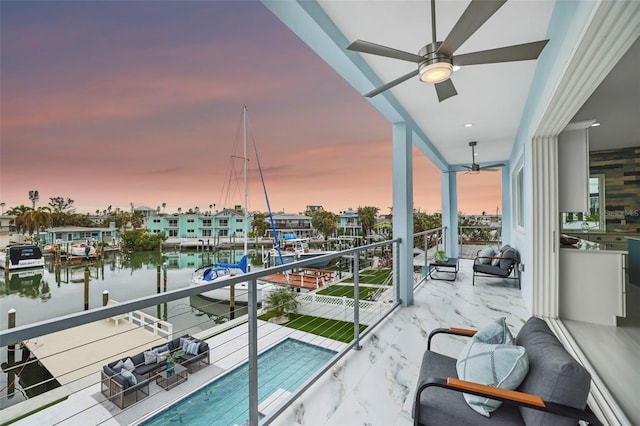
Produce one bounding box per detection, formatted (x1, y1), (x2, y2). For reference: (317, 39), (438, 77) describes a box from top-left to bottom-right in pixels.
(447, 377), (545, 408)
(449, 327), (476, 337)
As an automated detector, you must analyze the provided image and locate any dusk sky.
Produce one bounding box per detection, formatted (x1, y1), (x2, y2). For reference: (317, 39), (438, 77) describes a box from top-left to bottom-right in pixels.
(1, 1), (501, 216)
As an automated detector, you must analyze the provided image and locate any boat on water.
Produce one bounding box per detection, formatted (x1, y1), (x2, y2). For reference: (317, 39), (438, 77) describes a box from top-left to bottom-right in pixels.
(0, 244), (46, 270)
(268, 234), (335, 268)
(68, 243), (97, 258)
(190, 256), (272, 304)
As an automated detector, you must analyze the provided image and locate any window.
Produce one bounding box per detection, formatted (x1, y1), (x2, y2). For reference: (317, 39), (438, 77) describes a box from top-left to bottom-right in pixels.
(202, 219), (212, 227)
(219, 219), (228, 227)
(202, 230), (212, 237)
(513, 160), (525, 229)
(168, 219), (178, 227)
(169, 230), (178, 237)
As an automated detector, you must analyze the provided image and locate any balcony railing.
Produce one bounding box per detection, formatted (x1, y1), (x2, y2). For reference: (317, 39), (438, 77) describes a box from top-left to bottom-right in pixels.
(0, 238), (413, 425)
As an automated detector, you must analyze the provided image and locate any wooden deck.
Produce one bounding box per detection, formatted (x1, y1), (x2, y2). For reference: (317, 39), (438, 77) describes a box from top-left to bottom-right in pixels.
(260, 268), (335, 290)
(23, 316), (169, 386)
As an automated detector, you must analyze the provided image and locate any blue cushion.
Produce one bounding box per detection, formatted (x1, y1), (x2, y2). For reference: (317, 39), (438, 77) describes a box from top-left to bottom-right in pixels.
(120, 369), (137, 386)
(474, 317), (514, 345)
(478, 246), (495, 264)
(456, 340), (529, 417)
(111, 359), (124, 373)
(154, 344), (170, 354)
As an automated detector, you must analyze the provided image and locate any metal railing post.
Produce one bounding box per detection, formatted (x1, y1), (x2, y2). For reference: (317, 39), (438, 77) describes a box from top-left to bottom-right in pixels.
(353, 253), (361, 350)
(247, 277), (259, 425)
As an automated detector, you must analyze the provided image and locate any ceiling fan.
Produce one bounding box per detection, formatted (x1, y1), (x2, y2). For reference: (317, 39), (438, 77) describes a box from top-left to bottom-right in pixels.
(347, 0), (549, 102)
(459, 141), (505, 173)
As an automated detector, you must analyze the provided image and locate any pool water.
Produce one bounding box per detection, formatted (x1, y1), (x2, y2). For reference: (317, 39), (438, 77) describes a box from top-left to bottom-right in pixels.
(141, 338), (336, 426)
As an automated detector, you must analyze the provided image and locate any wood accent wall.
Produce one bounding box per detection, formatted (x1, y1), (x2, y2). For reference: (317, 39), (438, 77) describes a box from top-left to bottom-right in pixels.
(590, 146), (640, 234)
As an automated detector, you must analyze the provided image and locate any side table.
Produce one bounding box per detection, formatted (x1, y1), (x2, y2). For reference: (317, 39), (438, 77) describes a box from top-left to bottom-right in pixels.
(156, 363), (188, 391)
(428, 257), (459, 281)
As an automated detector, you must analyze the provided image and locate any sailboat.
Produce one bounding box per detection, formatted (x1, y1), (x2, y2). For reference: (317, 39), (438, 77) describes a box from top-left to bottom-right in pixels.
(190, 106), (273, 304)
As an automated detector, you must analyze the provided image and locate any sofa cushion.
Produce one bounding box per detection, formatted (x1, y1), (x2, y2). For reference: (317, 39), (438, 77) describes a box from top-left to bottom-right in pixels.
(474, 263), (510, 278)
(415, 350), (524, 426)
(478, 246), (495, 264)
(111, 359), (124, 373)
(130, 352), (144, 368)
(456, 340), (529, 417)
(103, 365), (116, 377)
(491, 252), (502, 266)
(185, 341), (200, 355)
(474, 317), (514, 345)
(122, 357), (135, 372)
(153, 343), (170, 354)
(500, 248), (518, 270)
(143, 350), (157, 365)
(121, 369), (137, 386)
(515, 317), (591, 426)
(179, 336), (194, 347)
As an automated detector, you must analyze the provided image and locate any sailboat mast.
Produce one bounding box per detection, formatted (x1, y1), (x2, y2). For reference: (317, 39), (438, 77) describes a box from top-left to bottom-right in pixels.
(243, 105), (248, 257)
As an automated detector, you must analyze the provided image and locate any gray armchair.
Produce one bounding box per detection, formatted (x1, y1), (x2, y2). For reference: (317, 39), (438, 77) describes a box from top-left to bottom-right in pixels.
(413, 317), (602, 426)
(472, 245), (520, 289)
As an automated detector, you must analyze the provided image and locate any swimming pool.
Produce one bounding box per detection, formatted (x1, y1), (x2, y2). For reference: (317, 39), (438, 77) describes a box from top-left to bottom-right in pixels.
(141, 338), (336, 426)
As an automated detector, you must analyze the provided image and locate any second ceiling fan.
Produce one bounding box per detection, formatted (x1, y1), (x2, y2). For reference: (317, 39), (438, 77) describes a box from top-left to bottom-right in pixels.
(347, 0), (549, 102)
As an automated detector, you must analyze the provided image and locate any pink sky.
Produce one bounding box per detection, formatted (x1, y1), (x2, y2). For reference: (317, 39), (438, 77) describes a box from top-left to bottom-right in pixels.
(0, 1), (500, 216)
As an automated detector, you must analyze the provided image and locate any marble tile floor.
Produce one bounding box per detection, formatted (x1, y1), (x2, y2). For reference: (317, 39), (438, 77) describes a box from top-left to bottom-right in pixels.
(10, 259), (529, 425)
(270, 258), (529, 425)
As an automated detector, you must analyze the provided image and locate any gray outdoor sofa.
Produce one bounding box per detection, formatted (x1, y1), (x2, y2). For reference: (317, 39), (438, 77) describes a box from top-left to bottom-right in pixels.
(472, 244), (521, 289)
(101, 334), (209, 408)
(413, 317), (602, 426)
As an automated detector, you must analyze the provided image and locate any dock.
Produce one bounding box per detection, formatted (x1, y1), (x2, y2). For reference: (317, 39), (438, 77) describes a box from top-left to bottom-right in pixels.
(260, 268), (336, 290)
(22, 303), (172, 386)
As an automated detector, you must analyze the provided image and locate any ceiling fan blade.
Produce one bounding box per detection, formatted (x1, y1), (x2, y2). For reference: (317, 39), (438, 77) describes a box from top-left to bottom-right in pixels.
(347, 40), (424, 63)
(438, 0), (507, 57)
(480, 163), (506, 171)
(460, 165), (472, 170)
(453, 40), (549, 66)
(364, 69), (419, 98)
(434, 78), (457, 102)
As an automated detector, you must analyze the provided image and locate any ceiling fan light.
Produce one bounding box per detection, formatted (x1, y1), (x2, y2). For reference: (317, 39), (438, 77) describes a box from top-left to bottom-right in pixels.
(419, 61), (453, 83)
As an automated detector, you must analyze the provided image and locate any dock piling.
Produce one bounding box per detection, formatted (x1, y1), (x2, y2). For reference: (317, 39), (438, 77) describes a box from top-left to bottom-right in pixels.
(84, 267), (89, 310)
(102, 290), (109, 307)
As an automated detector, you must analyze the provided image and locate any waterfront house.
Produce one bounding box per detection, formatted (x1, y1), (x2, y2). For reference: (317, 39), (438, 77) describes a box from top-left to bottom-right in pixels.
(338, 208), (361, 236)
(263, 212), (314, 239)
(45, 225), (118, 246)
(0, 215), (16, 248)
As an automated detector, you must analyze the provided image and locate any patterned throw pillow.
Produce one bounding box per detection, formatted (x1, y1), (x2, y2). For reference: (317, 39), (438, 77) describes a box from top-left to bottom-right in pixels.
(186, 341), (200, 355)
(456, 340), (529, 417)
(143, 350), (157, 365)
(474, 317), (514, 345)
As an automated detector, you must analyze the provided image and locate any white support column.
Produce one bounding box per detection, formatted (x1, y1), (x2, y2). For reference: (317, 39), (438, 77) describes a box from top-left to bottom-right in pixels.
(531, 135), (559, 318)
(441, 171), (458, 258)
(392, 122), (414, 307)
(500, 164), (511, 245)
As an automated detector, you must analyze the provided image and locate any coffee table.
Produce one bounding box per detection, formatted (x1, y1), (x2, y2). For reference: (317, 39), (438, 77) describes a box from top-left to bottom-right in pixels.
(428, 257), (459, 281)
(156, 363), (188, 391)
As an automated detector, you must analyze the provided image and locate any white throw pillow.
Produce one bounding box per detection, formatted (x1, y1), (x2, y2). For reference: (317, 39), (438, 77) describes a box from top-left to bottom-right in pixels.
(478, 246), (495, 264)
(122, 357), (135, 372)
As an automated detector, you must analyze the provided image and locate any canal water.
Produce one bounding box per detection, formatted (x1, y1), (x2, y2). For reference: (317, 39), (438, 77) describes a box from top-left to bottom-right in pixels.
(0, 250), (259, 408)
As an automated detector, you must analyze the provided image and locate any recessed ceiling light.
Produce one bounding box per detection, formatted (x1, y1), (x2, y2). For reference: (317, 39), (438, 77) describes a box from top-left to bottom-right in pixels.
(453, 65), (461, 72)
(591, 122), (601, 127)
(464, 123), (473, 128)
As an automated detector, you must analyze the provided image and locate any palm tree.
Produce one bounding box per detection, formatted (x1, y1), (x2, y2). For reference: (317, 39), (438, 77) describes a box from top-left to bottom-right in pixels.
(162, 202), (166, 214)
(28, 190), (39, 209)
(18, 208), (52, 239)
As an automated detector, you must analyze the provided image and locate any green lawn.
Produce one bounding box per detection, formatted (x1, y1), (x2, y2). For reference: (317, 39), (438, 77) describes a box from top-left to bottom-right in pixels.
(341, 269), (392, 285)
(258, 313), (367, 343)
(316, 285), (375, 300)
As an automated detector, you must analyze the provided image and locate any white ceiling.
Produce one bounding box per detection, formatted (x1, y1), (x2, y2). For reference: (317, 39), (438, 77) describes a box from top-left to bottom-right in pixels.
(318, 0), (556, 168)
(316, 0), (638, 168)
